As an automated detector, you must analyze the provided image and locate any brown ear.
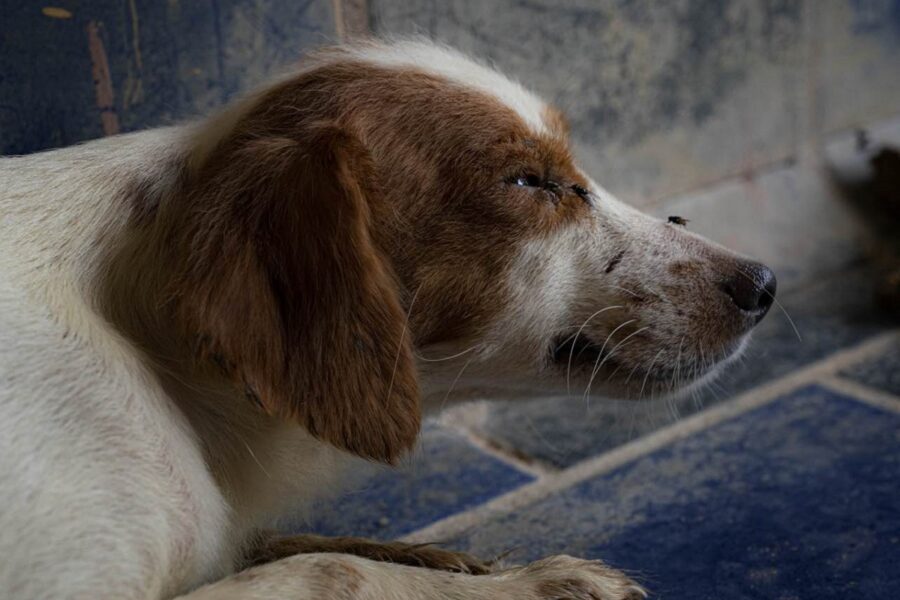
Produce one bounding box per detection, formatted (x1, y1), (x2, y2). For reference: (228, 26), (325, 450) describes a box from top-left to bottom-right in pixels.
(175, 123), (420, 463)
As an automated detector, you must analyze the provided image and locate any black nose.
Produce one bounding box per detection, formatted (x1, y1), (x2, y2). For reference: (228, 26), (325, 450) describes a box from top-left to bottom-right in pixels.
(721, 262), (777, 321)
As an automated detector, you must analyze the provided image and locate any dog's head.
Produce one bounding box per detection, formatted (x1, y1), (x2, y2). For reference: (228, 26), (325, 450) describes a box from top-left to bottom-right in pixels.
(170, 40), (775, 463)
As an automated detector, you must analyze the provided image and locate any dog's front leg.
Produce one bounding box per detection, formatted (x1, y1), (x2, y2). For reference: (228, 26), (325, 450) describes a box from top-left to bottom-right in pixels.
(178, 553), (645, 600)
(248, 532), (492, 574)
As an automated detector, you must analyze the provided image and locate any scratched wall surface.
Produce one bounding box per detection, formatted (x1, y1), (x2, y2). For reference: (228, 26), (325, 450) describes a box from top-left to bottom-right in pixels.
(0, 0), (334, 155)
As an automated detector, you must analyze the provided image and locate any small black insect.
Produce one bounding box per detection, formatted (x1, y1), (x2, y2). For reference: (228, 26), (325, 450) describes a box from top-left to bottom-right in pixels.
(668, 215), (689, 226)
(855, 128), (869, 152)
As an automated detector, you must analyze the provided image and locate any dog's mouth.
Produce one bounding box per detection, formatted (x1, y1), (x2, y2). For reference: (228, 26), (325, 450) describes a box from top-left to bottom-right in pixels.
(549, 331), (643, 382)
(549, 330), (746, 397)
(551, 333), (615, 370)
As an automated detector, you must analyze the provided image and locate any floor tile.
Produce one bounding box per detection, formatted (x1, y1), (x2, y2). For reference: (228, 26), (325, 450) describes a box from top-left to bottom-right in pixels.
(452, 385), (900, 599)
(461, 266), (896, 468)
(291, 425), (534, 540)
(840, 340), (900, 397)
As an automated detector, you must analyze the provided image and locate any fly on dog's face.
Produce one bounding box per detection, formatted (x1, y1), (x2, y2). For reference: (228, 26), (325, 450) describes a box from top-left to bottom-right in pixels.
(314, 43), (776, 404)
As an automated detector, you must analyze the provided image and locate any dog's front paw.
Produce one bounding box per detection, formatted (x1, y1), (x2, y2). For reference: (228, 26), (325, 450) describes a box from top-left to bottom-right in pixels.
(511, 555), (646, 600)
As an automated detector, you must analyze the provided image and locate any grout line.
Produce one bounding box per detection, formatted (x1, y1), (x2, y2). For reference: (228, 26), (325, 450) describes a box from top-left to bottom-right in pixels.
(643, 111), (900, 210)
(821, 376), (900, 415)
(445, 423), (555, 479)
(641, 155), (796, 209)
(402, 329), (900, 545)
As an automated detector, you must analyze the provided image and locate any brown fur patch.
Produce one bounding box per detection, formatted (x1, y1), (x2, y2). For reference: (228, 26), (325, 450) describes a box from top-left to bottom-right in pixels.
(186, 56), (589, 347)
(172, 123), (421, 463)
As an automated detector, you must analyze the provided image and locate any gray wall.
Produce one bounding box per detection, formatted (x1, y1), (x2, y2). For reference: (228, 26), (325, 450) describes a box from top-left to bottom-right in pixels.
(2, 0), (899, 207)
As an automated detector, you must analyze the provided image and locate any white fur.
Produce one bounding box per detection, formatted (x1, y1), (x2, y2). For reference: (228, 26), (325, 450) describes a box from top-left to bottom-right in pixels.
(0, 132), (232, 598)
(346, 38), (550, 135)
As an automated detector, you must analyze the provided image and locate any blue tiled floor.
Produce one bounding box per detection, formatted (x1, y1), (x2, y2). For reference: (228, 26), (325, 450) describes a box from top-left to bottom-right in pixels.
(452, 386), (900, 599)
(299, 426), (534, 540)
(841, 340), (900, 397)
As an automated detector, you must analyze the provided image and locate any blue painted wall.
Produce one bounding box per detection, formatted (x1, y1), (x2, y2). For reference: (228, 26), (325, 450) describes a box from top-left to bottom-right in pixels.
(0, 1), (333, 155)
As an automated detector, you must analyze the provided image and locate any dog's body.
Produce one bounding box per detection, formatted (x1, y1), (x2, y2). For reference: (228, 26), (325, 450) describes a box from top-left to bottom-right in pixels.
(0, 40), (775, 599)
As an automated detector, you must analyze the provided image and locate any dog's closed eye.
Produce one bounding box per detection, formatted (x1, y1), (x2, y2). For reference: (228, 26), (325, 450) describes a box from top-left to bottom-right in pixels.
(571, 184), (592, 204)
(509, 175), (592, 207)
(509, 173), (564, 204)
(512, 173), (543, 188)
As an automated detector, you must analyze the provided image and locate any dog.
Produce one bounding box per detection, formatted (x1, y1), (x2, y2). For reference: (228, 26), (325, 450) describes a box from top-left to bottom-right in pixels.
(0, 39), (775, 599)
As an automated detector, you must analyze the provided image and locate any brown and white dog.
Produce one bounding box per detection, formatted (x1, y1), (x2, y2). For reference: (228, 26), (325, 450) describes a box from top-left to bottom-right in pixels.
(0, 39), (775, 599)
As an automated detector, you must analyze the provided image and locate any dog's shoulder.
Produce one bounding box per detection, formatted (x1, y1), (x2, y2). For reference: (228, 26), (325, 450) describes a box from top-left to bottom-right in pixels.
(0, 266), (236, 595)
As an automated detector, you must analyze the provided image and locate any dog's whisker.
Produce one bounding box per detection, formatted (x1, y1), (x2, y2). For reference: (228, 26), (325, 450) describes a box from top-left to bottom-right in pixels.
(694, 342), (711, 411)
(667, 395), (679, 421)
(662, 339), (683, 422)
(769, 295), (801, 342)
(625, 348), (664, 440)
(581, 318), (637, 397)
(486, 547), (521, 568)
(639, 349), (664, 403)
(581, 321), (641, 402)
(386, 284), (422, 404)
(623, 361), (643, 388)
(440, 356), (475, 410)
(604, 364), (623, 385)
(415, 343), (483, 363)
(566, 305), (624, 394)
(670, 336), (685, 395)
(583, 325), (649, 401)
(601, 284), (642, 298)
(733, 267), (802, 342)
(242, 440), (272, 480)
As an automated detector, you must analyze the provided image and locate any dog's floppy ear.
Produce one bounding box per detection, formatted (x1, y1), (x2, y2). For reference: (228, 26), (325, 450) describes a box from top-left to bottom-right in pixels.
(176, 122), (420, 464)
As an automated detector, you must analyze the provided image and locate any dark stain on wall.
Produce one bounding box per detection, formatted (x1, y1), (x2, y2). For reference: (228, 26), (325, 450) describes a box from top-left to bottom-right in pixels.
(849, 0), (900, 41)
(0, 0), (333, 155)
(649, 0), (802, 129)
